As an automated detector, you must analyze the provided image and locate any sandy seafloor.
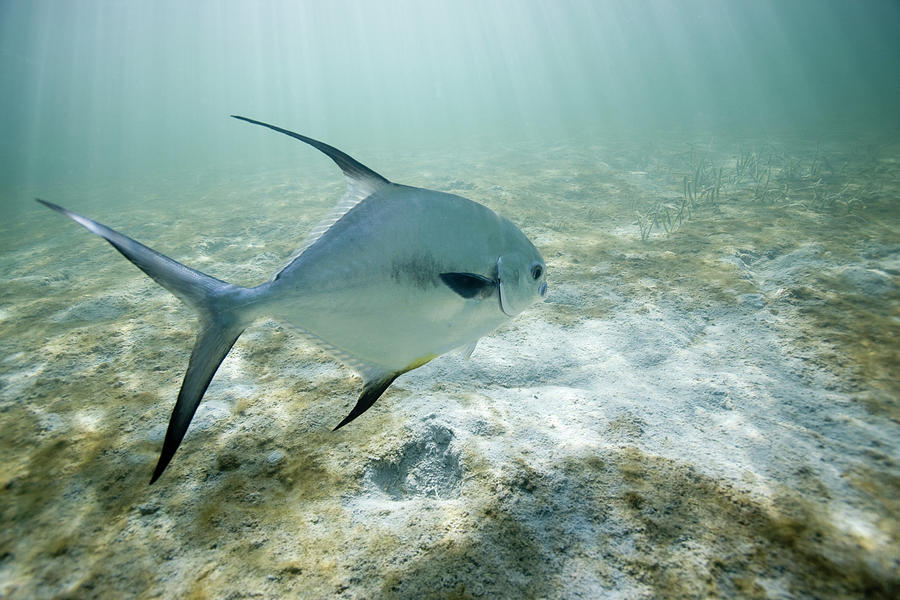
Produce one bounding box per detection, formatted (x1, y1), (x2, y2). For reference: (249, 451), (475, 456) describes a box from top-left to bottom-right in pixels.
(1, 133), (898, 599)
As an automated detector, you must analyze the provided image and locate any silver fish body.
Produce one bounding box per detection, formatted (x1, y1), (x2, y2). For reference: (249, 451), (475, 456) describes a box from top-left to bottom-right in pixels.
(258, 183), (541, 372)
(38, 116), (547, 483)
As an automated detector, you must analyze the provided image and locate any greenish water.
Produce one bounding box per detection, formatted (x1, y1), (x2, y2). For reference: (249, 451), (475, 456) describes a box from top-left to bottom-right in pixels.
(2, 0), (898, 203)
(1, 2), (899, 599)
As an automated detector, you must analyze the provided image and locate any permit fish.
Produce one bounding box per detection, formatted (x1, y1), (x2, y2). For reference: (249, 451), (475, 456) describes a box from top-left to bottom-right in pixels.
(38, 116), (548, 483)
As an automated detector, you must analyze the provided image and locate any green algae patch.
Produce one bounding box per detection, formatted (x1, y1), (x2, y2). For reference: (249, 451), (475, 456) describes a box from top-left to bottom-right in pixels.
(794, 270), (900, 421)
(379, 505), (553, 600)
(371, 444), (896, 599)
(582, 447), (900, 600)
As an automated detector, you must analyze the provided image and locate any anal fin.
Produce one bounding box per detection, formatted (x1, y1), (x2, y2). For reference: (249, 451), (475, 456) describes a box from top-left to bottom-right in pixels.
(333, 373), (399, 431)
(331, 353), (439, 430)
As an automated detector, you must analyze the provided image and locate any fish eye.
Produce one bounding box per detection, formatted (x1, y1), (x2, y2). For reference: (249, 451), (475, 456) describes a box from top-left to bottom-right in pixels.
(531, 263), (543, 280)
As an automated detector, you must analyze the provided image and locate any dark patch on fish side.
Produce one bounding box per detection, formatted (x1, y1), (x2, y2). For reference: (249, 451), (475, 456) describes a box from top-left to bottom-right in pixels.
(439, 272), (497, 299)
(391, 254), (442, 290)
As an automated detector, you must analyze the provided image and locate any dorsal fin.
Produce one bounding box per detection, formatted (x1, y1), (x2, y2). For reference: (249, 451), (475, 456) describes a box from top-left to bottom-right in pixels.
(231, 115), (390, 185)
(232, 115), (392, 279)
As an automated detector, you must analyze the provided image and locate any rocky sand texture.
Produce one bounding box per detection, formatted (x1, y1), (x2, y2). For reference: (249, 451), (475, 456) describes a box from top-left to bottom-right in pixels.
(1, 135), (898, 598)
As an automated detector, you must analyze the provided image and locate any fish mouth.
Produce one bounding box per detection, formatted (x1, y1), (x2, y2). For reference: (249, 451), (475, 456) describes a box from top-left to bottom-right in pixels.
(539, 281), (548, 297)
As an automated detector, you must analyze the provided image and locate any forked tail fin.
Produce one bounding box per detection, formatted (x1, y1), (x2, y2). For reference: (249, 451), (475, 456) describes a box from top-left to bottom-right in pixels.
(37, 199), (251, 483)
(152, 319), (244, 483)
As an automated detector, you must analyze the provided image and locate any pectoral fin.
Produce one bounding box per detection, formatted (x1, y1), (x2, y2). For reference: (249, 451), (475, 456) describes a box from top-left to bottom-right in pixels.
(460, 340), (478, 359)
(439, 272), (497, 299)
